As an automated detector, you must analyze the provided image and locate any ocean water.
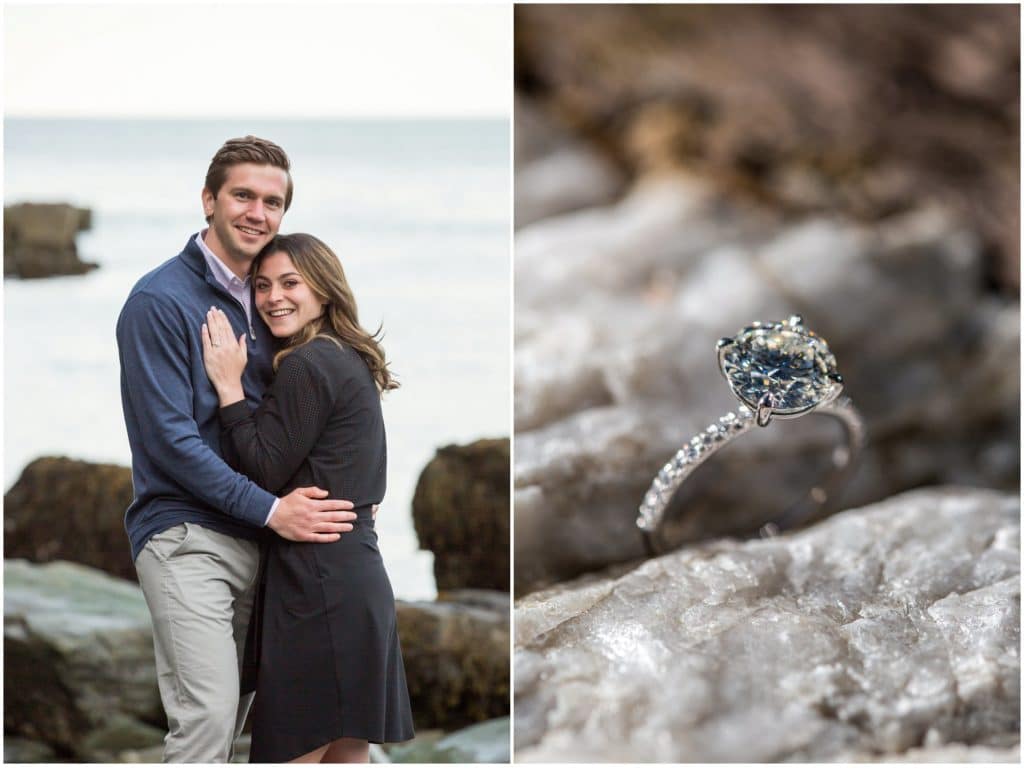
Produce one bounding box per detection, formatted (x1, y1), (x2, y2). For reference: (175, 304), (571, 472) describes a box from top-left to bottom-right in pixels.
(3, 118), (511, 600)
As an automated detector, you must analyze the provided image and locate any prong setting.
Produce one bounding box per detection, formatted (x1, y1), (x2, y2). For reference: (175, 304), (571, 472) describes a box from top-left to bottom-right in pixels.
(718, 316), (842, 418)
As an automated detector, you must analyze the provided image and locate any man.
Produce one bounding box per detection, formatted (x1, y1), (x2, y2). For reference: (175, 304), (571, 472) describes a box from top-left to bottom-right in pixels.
(117, 136), (353, 762)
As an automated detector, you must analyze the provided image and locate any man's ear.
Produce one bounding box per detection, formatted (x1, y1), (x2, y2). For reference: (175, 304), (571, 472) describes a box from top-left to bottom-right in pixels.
(201, 187), (215, 220)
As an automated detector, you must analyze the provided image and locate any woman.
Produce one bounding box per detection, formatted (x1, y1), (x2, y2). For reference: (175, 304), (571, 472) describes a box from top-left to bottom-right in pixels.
(201, 233), (414, 763)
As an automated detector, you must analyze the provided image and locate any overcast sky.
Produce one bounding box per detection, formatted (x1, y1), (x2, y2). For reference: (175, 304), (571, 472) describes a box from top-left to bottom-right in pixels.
(4, 3), (510, 117)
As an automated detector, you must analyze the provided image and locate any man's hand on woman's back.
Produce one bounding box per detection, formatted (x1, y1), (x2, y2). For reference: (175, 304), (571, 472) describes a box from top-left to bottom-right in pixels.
(269, 486), (356, 542)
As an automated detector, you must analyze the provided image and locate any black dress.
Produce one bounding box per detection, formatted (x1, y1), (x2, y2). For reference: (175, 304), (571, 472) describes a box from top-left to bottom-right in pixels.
(219, 333), (414, 762)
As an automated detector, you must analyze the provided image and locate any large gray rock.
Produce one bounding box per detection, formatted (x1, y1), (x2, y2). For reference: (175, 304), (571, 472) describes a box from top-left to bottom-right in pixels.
(514, 488), (1020, 762)
(514, 177), (1019, 593)
(3, 202), (98, 278)
(4, 560), (163, 756)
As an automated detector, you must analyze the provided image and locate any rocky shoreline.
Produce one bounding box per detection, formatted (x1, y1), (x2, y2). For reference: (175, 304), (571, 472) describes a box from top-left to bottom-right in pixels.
(4, 439), (510, 763)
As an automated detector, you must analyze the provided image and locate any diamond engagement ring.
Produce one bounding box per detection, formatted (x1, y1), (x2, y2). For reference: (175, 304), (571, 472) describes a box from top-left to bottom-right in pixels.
(636, 315), (864, 546)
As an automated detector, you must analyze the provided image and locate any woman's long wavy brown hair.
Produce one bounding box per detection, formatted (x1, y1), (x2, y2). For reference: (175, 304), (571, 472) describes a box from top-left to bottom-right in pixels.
(254, 233), (398, 392)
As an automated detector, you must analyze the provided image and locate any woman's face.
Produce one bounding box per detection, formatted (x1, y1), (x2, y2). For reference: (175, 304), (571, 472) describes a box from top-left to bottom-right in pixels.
(254, 251), (327, 338)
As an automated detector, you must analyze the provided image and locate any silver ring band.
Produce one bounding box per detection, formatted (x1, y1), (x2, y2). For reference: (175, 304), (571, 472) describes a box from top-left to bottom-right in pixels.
(636, 397), (864, 537)
(636, 315), (864, 547)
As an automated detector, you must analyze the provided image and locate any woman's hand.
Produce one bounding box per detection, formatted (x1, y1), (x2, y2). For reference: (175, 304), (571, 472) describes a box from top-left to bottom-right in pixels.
(201, 307), (247, 407)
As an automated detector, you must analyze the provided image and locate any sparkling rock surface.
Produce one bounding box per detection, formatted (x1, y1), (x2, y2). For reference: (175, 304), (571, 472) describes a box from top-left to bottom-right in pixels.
(514, 488), (1020, 762)
(719, 320), (840, 414)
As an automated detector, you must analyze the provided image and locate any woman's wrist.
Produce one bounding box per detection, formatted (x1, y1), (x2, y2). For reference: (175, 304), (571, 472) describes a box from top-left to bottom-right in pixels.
(217, 384), (245, 407)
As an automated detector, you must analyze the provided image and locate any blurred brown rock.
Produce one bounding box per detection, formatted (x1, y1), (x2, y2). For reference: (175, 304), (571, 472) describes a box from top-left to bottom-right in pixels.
(4, 202), (98, 278)
(515, 4), (1020, 289)
(4, 457), (135, 581)
(514, 95), (626, 227)
(396, 593), (509, 731)
(412, 439), (509, 591)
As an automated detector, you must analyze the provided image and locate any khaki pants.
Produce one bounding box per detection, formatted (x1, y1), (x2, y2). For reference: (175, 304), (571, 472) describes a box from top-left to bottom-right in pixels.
(135, 523), (260, 762)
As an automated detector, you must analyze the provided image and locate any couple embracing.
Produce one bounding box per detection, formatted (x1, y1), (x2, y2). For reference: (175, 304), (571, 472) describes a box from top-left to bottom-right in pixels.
(116, 136), (414, 763)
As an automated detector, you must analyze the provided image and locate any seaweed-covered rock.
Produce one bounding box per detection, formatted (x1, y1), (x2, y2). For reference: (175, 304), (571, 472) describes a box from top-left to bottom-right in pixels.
(4, 457), (136, 582)
(397, 592), (509, 730)
(412, 439), (510, 591)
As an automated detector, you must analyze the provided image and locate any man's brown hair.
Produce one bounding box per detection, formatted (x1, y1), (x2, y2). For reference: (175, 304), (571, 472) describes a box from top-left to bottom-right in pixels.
(204, 136), (293, 223)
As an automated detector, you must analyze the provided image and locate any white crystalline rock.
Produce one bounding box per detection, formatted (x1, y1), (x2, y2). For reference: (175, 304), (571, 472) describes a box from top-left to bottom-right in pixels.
(514, 488), (1020, 762)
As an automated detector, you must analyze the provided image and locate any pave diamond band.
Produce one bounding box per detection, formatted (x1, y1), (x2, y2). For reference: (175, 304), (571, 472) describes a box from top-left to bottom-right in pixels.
(636, 316), (864, 542)
(636, 398), (864, 535)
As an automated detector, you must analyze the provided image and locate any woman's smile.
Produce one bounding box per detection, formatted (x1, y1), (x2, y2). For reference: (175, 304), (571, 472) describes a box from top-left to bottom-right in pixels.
(255, 251), (326, 338)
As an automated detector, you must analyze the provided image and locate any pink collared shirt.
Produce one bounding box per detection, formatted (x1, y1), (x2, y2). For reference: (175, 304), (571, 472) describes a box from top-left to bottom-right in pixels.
(195, 229), (279, 526)
(195, 229), (255, 338)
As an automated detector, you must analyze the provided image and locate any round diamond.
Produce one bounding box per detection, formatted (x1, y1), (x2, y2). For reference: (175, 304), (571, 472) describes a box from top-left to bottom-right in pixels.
(718, 317), (840, 415)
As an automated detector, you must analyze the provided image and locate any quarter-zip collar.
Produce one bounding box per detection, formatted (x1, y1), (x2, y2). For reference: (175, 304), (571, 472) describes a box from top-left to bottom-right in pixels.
(193, 230), (257, 340)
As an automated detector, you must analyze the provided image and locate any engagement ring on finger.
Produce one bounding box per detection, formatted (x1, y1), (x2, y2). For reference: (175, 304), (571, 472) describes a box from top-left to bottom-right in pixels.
(636, 315), (864, 542)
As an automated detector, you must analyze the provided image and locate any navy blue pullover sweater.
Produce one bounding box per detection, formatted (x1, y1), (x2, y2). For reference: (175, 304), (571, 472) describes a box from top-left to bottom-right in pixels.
(117, 236), (278, 560)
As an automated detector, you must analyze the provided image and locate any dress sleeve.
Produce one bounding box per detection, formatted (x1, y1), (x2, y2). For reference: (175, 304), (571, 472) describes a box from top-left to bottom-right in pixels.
(218, 352), (334, 494)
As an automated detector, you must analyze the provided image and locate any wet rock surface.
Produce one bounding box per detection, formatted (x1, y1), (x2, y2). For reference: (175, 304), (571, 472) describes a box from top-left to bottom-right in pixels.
(514, 488), (1020, 762)
(4, 457), (136, 582)
(4, 202), (98, 278)
(413, 438), (510, 591)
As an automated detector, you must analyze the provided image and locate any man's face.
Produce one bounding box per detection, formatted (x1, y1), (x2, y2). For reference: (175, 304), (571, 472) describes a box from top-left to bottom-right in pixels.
(201, 163), (289, 266)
